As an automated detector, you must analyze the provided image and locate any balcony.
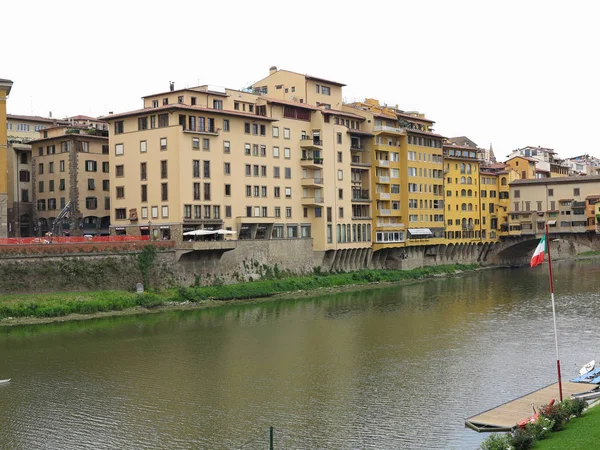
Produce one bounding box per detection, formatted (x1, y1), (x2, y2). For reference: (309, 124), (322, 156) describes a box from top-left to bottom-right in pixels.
(377, 222), (405, 228)
(351, 177), (363, 184)
(379, 209), (391, 215)
(352, 215), (372, 220)
(351, 157), (371, 168)
(301, 196), (324, 206)
(462, 224), (474, 231)
(352, 190), (371, 203)
(378, 176), (390, 183)
(301, 177), (324, 187)
(300, 137), (323, 149)
(377, 192), (390, 200)
(350, 144), (365, 151)
(378, 160), (390, 167)
(300, 157), (324, 168)
(373, 125), (405, 134)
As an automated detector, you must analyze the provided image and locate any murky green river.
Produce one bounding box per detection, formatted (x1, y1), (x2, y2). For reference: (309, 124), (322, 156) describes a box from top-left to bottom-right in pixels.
(1, 259), (600, 449)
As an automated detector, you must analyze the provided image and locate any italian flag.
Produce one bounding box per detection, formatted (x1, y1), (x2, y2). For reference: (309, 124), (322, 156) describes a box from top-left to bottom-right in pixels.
(530, 234), (547, 267)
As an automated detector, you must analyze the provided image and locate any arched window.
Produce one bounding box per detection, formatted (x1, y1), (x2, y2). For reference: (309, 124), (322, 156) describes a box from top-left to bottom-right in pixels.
(501, 177), (507, 186)
(460, 163), (465, 174)
(341, 224), (346, 242)
(461, 189), (466, 197)
(337, 224), (341, 243)
(461, 203), (467, 211)
(462, 218), (467, 226)
(461, 176), (466, 184)
(467, 177), (472, 184)
(468, 218), (474, 225)
(466, 164), (472, 174)
(468, 203), (473, 211)
(468, 189), (472, 197)
(346, 224), (351, 242)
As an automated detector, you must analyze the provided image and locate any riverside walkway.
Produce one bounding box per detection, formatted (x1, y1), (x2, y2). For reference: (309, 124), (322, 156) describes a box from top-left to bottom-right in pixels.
(465, 381), (597, 432)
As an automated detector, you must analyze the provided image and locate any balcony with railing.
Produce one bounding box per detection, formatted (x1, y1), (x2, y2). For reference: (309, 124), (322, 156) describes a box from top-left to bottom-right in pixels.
(300, 156), (324, 168)
(301, 177), (324, 187)
(377, 159), (390, 167)
(350, 143), (365, 151)
(300, 136), (323, 149)
(462, 224), (474, 231)
(373, 125), (405, 134)
(352, 190), (371, 203)
(301, 196), (324, 206)
(376, 192), (390, 200)
(378, 176), (390, 183)
(378, 209), (391, 215)
(351, 156), (371, 168)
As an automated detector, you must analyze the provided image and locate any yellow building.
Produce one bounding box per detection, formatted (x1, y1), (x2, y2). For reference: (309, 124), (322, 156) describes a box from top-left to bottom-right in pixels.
(100, 68), (373, 256)
(344, 99), (444, 250)
(29, 124), (109, 236)
(505, 155), (537, 180)
(442, 143), (483, 242)
(0, 78), (14, 237)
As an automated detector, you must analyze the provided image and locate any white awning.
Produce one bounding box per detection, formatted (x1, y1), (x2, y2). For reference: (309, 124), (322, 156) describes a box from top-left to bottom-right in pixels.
(182, 229), (215, 236)
(408, 228), (433, 236)
(547, 220), (557, 226)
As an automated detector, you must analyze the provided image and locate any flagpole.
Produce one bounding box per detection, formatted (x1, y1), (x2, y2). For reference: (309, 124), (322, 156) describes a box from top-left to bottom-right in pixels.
(545, 223), (563, 401)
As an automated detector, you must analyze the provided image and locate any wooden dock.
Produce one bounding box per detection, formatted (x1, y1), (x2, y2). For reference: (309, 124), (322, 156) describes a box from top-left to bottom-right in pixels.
(465, 381), (597, 432)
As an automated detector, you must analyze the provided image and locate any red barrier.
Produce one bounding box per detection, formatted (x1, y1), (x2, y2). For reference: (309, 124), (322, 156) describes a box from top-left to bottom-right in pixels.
(0, 235), (151, 245)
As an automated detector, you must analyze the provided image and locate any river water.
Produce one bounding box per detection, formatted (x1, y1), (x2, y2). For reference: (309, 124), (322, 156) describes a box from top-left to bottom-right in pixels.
(1, 259), (600, 449)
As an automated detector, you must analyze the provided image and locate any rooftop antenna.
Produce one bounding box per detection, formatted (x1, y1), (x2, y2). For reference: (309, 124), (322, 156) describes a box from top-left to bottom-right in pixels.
(169, 81), (175, 92)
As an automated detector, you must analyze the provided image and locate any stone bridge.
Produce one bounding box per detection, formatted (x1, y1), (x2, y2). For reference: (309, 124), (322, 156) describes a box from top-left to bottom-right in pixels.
(484, 232), (600, 266)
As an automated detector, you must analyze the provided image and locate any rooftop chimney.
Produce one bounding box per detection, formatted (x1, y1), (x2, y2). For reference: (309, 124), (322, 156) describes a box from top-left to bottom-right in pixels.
(169, 81), (175, 92)
(269, 66), (277, 75)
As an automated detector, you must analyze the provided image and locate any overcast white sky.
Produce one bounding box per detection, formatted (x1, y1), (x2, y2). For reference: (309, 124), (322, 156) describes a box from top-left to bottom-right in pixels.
(3, 1), (599, 159)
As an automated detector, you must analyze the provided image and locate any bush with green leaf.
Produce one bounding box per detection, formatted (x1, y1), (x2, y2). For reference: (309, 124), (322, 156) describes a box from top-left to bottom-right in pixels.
(478, 432), (512, 450)
(525, 415), (554, 441)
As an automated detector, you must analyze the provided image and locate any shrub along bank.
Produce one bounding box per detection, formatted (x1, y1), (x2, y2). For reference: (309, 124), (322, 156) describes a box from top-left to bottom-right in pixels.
(0, 264), (477, 322)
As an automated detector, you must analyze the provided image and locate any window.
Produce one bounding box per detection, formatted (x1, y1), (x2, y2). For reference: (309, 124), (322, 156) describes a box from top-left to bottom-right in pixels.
(246, 185), (252, 197)
(223, 119), (230, 132)
(223, 141), (230, 153)
(514, 190), (520, 198)
(285, 168), (291, 179)
(102, 162), (109, 173)
(193, 182), (201, 200)
(141, 184), (148, 202)
(192, 137), (200, 149)
(274, 187), (280, 198)
(116, 186), (125, 198)
(286, 207), (292, 219)
(158, 114), (169, 127)
(260, 145), (266, 157)
(285, 187), (292, 198)
(140, 162), (147, 181)
(273, 147), (280, 158)
(37, 199), (46, 211)
(338, 188), (343, 200)
(162, 206), (169, 218)
(59, 179), (65, 191)
(60, 160), (65, 172)
(273, 167), (280, 178)
(115, 143), (124, 155)
(38, 163), (44, 175)
(273, 127), (279, 138)
(115, 165), (124, 177)
(322, 86), (331, 95)
(213, 99), (223, 110)
(88, 179), (95, 190)
(245, 164), (251, 176)
(245, 143), (251, 155)
(574, 188), (580, 196)
(548, 188), (554, 196)
(161, 160), (168, 178)
(337, 151), (342, 162)
(261, 165), (267, 177)
(203, 161), (210, 178)
(115, 208), (126, 219)
(85, 160), (97, 172)
(138, 117), (148, 130)
(202, 138), (210, 150)
(114, 121), (124, 134)
(161, 183), (168, 201)
(225, 184), (231, 196)
(339, 207), (344, 218)
(283, 128), (290, 139)
(152, 206), (159, 219)
(224, 162), (231, 175)
(103, 180), (110, 191)
(49, 180), (55, 192)
(225, 206), (232, 218)
(244, 122), (250, 134)
(160, 137), (167, 150)
(204, 183), (211, 201)
(19, 170), (30, 182)
(86, 197), (97, 209)
(338, 170), (343, 180)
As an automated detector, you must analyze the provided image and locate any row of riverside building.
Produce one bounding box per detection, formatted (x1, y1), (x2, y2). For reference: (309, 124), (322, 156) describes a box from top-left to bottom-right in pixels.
(2, 67), (600, 250)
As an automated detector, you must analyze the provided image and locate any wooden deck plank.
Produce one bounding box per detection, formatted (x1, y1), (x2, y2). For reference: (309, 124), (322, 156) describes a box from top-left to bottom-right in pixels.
(465, 382), (596, 431)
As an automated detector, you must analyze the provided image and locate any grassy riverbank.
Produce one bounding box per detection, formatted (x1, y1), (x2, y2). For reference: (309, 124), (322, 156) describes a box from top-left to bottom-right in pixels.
(0, 264), (478, 325)
(534, 402), (600, 449)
